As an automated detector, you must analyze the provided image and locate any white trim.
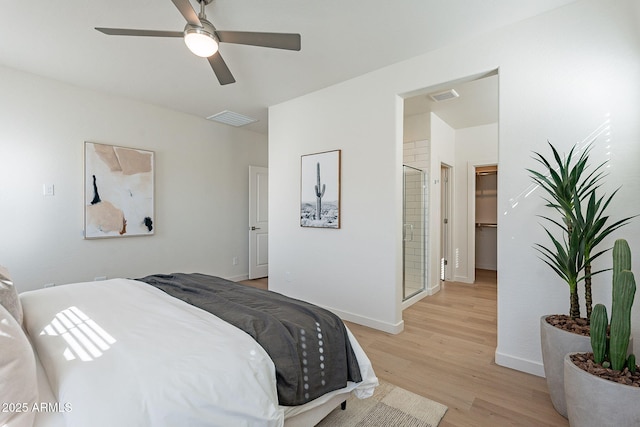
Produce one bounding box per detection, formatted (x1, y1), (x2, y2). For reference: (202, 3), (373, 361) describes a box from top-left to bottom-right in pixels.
(427, 281), (441, 295)
(441, 163), (454, 282)
(494, 349), (545, 377)
(475, 263), (497, 271)
(401, 290), (429, 310)
(230, 276), (404, 333)
(453, 274), (473, 284)
(323, 306), (405, 334)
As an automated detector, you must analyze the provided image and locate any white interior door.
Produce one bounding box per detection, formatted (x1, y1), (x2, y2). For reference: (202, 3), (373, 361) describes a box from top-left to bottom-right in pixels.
(249, 166), (269, 279)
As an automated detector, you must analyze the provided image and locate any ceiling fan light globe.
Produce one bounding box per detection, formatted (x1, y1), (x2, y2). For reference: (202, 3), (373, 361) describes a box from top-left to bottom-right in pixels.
(184, 31), (218, 57)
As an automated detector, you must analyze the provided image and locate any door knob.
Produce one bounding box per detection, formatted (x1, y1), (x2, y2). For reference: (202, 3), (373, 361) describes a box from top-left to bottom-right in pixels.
(251, 226), (261, 231)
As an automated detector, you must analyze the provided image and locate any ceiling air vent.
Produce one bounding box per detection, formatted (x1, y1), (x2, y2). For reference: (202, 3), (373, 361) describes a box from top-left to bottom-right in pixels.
(429, 89), (459, 102)
(206, 110), (258, 127)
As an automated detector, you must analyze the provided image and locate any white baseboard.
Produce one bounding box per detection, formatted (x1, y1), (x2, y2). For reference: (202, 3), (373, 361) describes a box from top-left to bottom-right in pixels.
(494, 349), (545, 377)
(453, 275), (473, 284)
(322, 305), (404, 335)
(230, 275), (404, 334)
(427, 282), (441, 295)
(401, 290), (429, 310)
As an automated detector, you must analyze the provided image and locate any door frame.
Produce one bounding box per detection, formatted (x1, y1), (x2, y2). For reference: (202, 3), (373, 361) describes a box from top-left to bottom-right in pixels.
(440, 163), (452, 282)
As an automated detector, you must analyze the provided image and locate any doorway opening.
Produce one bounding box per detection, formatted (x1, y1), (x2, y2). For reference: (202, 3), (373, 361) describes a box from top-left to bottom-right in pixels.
(402, 70), (498, 292)
(401, 69), (498, 304)
(473, 165), (498, 282)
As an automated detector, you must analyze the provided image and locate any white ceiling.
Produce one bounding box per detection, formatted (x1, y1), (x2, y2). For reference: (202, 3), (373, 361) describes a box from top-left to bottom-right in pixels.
(0, 0), (576, 134)
(404, 73), (499, 129)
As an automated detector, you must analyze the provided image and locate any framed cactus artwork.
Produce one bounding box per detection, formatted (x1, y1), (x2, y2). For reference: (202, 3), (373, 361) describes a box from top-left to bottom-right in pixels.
(300, 150), (341, 228)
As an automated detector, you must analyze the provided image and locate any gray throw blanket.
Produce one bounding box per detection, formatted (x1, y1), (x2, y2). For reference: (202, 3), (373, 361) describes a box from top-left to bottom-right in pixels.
(136, 273), (362, 406)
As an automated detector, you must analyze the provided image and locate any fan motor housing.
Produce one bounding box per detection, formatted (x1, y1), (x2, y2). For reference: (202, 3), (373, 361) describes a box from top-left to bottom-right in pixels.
(184, 18), (218, 42)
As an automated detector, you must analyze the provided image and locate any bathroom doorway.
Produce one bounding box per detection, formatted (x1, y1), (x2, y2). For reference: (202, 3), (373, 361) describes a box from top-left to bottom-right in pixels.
(402, 69), (498, 292)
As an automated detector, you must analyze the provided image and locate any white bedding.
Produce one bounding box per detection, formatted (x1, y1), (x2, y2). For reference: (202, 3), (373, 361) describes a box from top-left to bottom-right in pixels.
(20, 279), (377, 427)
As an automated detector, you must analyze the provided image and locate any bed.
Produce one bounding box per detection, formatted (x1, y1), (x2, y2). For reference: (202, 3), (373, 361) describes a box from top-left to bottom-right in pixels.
(0, 271), (378, 427)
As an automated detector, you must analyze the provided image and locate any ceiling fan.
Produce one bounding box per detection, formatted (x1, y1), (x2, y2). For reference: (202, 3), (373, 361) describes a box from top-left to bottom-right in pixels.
(95, 0), (301, 85)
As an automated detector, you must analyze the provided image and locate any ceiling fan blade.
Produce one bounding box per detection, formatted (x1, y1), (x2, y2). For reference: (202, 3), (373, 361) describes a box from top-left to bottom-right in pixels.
(216, 31), (301, 51)
(171, 0), (202, 27)
(207, 52), (236, 85)
(95, 28), (183, 38)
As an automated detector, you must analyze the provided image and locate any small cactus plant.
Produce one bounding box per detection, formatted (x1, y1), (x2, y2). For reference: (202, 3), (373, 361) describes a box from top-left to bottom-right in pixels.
(589, 239), (637, 372)
(610, 268), (636, 370)
(628, 354), (637, 374)
(590, 303), (608, 364)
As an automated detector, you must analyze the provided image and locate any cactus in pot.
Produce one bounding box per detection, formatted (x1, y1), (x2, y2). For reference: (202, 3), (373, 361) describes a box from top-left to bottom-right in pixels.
(532, 142), (635, 418)
(565, 239), (638, 426)
(590, 239), (636, 371)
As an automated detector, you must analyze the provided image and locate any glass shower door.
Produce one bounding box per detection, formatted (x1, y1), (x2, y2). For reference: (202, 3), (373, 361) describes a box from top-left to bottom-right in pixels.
(403, 165), (427, 300)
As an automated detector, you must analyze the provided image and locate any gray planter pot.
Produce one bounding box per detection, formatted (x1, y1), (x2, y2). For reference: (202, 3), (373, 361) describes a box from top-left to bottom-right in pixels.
(564, 353), (640, 426)
(540, 315), (592, 418)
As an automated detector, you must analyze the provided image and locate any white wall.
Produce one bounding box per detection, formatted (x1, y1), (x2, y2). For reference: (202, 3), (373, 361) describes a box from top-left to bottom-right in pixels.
(494, 0), (639, 375)
(0, 65), (268, 292)
(269, 80), (404, 333)
(269, 0), (640, 376)
(403, 113), (430, 143)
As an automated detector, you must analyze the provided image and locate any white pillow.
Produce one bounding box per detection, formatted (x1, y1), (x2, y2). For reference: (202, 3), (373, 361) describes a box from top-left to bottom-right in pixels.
(0, 265), (23, 325)
(0, 303), (38, 427)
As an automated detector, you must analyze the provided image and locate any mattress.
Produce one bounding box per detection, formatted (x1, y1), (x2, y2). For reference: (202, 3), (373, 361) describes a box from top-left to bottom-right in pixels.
(20, 278), (377, 426)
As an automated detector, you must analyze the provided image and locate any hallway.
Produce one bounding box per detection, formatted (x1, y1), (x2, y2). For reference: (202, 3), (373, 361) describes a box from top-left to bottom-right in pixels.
(346, 269), (568, 426)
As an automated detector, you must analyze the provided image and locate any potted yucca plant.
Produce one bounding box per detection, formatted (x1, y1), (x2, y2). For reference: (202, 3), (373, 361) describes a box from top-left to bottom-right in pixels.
(564, 239), (640, 427)
(529, 141), (632, 417)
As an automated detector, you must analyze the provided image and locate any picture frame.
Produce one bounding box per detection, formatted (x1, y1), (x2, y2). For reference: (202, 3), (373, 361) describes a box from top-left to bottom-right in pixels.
(300, 150), (341, 228)
(84, 142), (155, 239)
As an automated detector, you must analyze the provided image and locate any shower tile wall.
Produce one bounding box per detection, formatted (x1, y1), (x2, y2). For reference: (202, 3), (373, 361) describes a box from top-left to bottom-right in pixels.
(403, 140), (430, 170)
(403, 139), (430, 298)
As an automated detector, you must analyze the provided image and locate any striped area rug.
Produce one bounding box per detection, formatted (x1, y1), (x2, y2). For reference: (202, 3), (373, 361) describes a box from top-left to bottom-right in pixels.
(318, 380), (448, 426)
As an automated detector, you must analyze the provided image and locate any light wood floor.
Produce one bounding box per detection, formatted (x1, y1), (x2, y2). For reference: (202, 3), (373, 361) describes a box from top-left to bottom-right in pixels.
(240, 271), (568, 426)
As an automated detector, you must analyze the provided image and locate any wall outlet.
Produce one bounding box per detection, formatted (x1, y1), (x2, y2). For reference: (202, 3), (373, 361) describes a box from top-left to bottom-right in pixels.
(43, 184), (55, 196)
(232, 257), (239, 266)
(285, 271), (292, 282)
(44, 283), (55, 288)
